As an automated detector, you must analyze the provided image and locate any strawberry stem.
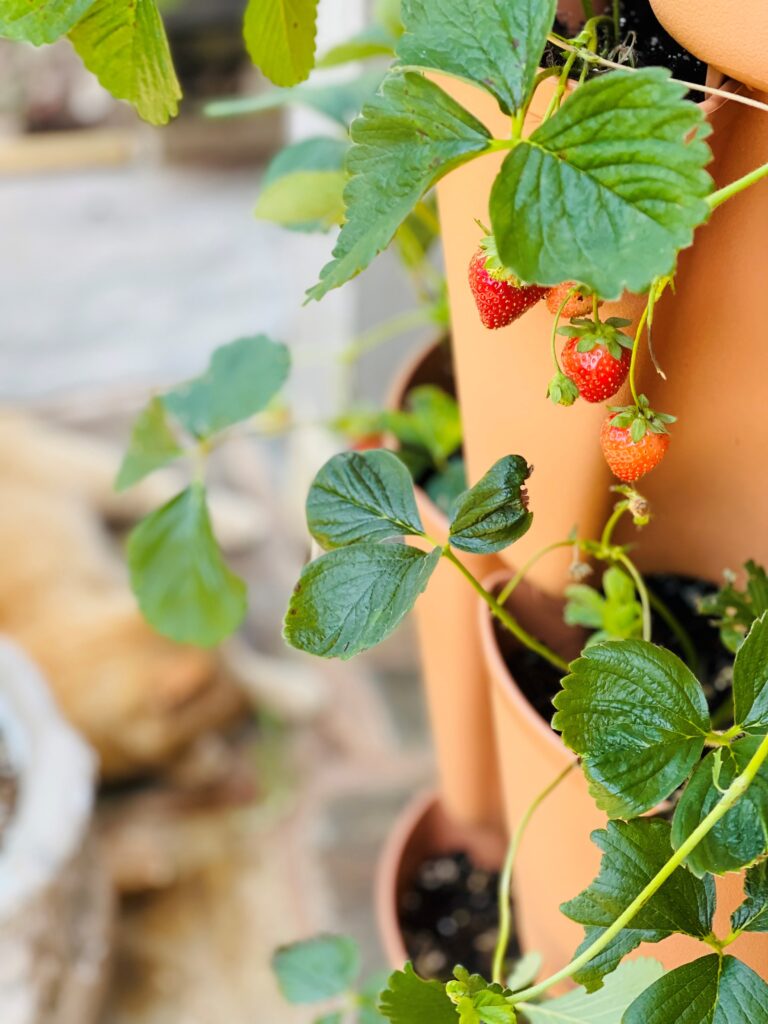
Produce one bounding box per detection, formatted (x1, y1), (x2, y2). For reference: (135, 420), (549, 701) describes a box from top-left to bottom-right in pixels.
(708, 160), (768, 210)
(628, 302), (650, 408)
(550, 285), (579, 373)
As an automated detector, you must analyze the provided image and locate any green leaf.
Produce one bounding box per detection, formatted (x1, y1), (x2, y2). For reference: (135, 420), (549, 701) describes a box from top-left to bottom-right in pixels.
(358, 971), (390, 1023)
(205, 69), (384, 127)
(128, 483), (246, 647)
(272, 934), (360, 1004)
(553, 639), (710, 817)
(448, 455), (532, 555)
(397, 0), (556, 114)
(69, 0), (181, 126)
(520, 957), (664, 1023)
(623, 955), (768, 1024)
(318, 26), (396, 68)
(561, 820), (715, 991)
(258, 136), (348, 233)
(256, 170), (347, 231)
(243, 0), (318, 87)
(424, 458), (467, 516)
(385, 385), (463, 468)
(564, 567), (643, 647)
(378, 963), (458, 1024)
(699, 561), (768, 655)
(732, 861), (768, 934)
(315, 1015), (343, 1024)
(164, 335), (289, 440)
(733, 613), (768, 731)
(308, 70), (491, 301)
(671, 736), (768, 876)
(0, 0), (96, 44)
(306, 449), (424, 549)
(115, 397), (183, 491)
(284, 543), (440, 659)
(490, 69), (712, 299)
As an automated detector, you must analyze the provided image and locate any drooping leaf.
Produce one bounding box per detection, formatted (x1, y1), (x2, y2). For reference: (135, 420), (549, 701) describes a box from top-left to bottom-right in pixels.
(284, 543), (440, 659)
(385, 385), (463, 469)
(732, 861), (768, 934)
(490, 69), (712, 299)
(553, 639), (710, 817)
(733, 613), (768, 731)
(699, 561), (768, 655)
(205, 69), (384, 127)
(164, 335), (289, 439)
(128, 483), (246, 646)
(561, 820), (715, 991)
(378, 963), (458, 1024)
(308, 70), (491, 301)
(306, 449), (424, 549)
(115, 397), (183, 491)
(69, 0), (181, 126)
(0, 0), (96, 44)
(243, 0), (318, 87)
(272, 935), (360, 1004)
(448, 455), (532, 555)
(623, 955), (768, 1024)
(397, 0), (556, 114)
(671, 736), (768, 876)
(520, 957), (664, 1023)
(258, 136), (349, 233)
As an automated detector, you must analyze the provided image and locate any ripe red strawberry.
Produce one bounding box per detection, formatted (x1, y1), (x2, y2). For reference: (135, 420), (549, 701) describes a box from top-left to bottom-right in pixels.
(468, 241), (548, 330)
(546, 282), (601, 318)
(600, 397), (675, 482)
(559, 316), (633, 403)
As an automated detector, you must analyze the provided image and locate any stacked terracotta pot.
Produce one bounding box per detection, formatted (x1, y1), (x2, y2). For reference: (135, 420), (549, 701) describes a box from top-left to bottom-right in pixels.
(378, 2), (768, 981)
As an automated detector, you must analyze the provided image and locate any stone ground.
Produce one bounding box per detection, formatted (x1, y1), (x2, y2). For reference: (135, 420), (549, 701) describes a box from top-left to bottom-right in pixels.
(0, 142), (438, 1022)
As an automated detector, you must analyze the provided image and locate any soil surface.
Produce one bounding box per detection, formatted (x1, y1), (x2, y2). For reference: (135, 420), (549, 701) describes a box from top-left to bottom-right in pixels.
(496, 573), (733, 728)
(399, 851), (517, 982)
(0, 730), (18, 848)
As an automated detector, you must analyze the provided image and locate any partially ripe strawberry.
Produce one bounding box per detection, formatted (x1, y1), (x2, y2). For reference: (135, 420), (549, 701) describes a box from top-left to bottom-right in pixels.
(351, 433), (384, 451)
(546, 282), (601, 318)
(600, 396), (675, 482)
(468, 238), (548, 330)
(559, 316), (633, 403)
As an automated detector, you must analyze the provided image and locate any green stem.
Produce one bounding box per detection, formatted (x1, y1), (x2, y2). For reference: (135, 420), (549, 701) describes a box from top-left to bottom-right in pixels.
(628, 302), (649, 408)
(339, 306), (436, 365)
(542, 50), (578, 122)
(550, 287), (577, 375)
(599, 502), (628, 550)
(647, 588), (699, 672)
(510, 730), (768, 1006)
(443, 548), (569, 673)
(616, 552), (652, 642)
(708, 161), (768, 210)
(612, 0), (620, 39)
(497, 540), (576, 608)
(493, 761), (578, 984)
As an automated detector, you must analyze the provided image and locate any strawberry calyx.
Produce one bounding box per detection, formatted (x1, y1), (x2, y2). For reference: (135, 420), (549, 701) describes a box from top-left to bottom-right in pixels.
(557, 316), (633, 360)
(607, 394), (676, 443)
(477, 230), (531, 287)
(547, 370), (580, 407)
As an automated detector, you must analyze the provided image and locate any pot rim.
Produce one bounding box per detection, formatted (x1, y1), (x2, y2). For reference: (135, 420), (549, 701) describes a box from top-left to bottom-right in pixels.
(478, 569), (573, 763)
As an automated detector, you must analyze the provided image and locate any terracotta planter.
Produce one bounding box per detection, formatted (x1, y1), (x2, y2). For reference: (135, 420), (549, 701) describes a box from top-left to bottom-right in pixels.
(480, 570), (768, 978)
(376, 790), (506, 969)
(650, 0), (768, 92)
(388, 341), (503, 828)
(435, 74), (645, 596)
(0, 640), (113, 1024)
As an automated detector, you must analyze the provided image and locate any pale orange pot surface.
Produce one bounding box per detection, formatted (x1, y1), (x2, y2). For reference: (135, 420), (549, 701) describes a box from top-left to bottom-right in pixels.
(650, 0), (768, 92)
(480, 570), (768, 979)
(388, 342), (504, 828)
(435, 75), (645, 596)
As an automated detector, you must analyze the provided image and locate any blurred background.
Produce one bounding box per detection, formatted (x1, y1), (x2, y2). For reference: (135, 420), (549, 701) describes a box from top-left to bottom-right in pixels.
(0, 2), (440, 1020)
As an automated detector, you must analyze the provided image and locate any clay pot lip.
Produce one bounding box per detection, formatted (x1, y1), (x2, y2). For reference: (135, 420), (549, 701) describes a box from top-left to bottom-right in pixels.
(0, 639), (97, 919)
(478, 569), (572, 763)
(376, 789), (508, 969)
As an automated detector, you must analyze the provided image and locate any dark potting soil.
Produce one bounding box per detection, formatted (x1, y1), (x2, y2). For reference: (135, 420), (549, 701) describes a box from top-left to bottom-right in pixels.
(399, 851), (517, 982)
(547, 0), (708, 92)
(0, 731), (18, 849)
(496, 573), (733, 729)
